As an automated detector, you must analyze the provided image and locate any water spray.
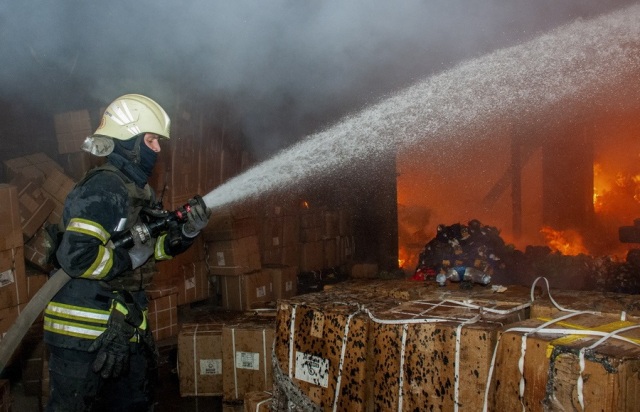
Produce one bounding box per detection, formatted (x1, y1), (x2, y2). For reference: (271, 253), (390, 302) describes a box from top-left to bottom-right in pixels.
(202, 4), (640, 212)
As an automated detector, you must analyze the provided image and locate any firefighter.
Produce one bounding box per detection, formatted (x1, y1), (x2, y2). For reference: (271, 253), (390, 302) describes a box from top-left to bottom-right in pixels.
(43, 94), (211, 411)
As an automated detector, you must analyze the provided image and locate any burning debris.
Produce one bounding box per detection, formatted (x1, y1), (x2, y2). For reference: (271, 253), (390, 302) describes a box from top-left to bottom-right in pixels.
(413, 219), (509, 286)
(414, 219), (640, 294)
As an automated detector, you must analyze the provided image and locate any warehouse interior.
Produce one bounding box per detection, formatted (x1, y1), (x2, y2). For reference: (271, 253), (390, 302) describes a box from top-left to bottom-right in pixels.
(1, 1), (640, 411)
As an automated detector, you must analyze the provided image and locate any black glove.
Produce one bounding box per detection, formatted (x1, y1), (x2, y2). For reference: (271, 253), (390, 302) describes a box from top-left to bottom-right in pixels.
(182, 202), (211, 238)
(88, 298), (136, 379)
(138, 321), (159, 370)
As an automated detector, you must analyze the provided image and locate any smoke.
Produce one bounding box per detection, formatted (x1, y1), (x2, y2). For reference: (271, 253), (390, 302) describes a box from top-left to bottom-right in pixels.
(0, 0), (638, 157)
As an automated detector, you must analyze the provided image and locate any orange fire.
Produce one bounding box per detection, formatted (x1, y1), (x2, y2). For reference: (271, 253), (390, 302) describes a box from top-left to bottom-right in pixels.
(540, 226), (589, 256)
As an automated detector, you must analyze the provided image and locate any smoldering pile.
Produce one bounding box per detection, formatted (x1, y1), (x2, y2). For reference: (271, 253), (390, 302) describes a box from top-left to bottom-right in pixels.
(414, 219), (640, 294)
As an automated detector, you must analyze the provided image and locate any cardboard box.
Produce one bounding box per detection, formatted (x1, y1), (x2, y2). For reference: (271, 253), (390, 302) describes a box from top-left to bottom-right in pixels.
(366, 299), (527, 412)
(174, 260), (210, 306)
(219, 271), (274, 312)
(26, 271), (49, 301)
(178, 323), (224, 397)
(244, 391), (272, 412)
(262, 265), (297, 301)
(41, 168), (75, 204)
(0, 184), (23, 250)
(530, 289), (640, 322)
(204, 211), (258, 242)
(491, 314), (640, 411)
(299, 241), (323, 272)
(273, 299), (372, 411)
(350, 263), (378, 279)
(0, 304), (27, 341)
(0, 247), (28, 310)
(53, 110), (93, 154)
(147, 291), (178, 341)
(24, 226), (54, 273)
(206, 236), (261, 276)
(17, 181), (55, 240)
(222, 316), (275, 402)
(3, 152), (63, 183)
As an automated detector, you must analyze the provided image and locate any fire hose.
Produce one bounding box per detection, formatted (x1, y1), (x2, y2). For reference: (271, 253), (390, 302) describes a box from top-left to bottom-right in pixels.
(0, 195), (207, 374)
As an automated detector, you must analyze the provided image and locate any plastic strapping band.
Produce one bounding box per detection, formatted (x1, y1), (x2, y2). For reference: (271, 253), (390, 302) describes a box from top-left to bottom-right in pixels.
(577, 323), (640, 409)
(232, 327), (238, 399)
(397, 323), (409, 412)
(454, 315), (480, 412)
(193, 324), (199, 396)
(332, 308), (360, 412)
(288, 305), (297, 379)
(263, 328), (268, 387)
(256, 395), (272, 412)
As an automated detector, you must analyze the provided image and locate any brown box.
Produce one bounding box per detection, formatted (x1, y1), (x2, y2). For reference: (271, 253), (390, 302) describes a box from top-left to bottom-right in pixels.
(299, 241), (323, 272)
(244, 391), (272, 412)
(274, 300), (371, 411)
(530, 289), (640, 322)
(204, 211), (258, 242)
(0, 247), (28, 310)
(0, 303), (27, 340)
(0, 379), (10, 412)
(53, 110), (93, 154)
(491, 314), (640, 412)
(219, 271), (274, 311)
(24, 226), (54, 272)
(26, 271), (49, 301)
(366, 299), (526, 412)
(222, 316), (275, 402)
(147, 291), (178, 341)
(178, 323), (224, 397)
(18, 182), (55, 240)
(155, 236), (205, 284)
(0, 184), (23, 251)
(41, 168), (75, 204)
(175, 260), (210, 306)
(206, 236), (261, 276)
(350, 263), (379, 279)
(263, 265), (297, 301)
(3, 152), (63, 183)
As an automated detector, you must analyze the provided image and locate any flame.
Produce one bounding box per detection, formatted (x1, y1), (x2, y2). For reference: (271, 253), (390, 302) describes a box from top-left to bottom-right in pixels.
(540, 226), (589, 256)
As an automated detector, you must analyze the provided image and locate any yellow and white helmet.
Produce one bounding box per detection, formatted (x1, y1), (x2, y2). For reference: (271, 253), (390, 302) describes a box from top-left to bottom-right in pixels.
(82, 94), (171, 156)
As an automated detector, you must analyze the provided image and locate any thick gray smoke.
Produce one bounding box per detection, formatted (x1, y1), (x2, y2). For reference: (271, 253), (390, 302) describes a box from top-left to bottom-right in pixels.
(0, 0), (637, 157)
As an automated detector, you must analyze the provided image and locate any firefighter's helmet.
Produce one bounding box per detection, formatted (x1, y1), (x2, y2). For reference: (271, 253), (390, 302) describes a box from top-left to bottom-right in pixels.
(81, 94), (171, 156)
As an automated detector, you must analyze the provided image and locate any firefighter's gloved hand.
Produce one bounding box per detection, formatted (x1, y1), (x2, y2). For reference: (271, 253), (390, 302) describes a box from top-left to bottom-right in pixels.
(88, 300), (135, 379)
(128, 240), (154, 270)
(182, 203), (211, 238)
(138, 321), (159, 370)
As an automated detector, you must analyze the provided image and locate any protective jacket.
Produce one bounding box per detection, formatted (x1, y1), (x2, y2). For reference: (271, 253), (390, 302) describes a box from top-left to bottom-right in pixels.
(44, 160), (193, 351)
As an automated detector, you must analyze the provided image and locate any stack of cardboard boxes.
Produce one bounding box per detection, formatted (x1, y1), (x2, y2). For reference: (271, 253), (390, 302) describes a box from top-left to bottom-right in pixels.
(271, 281), (640, 411)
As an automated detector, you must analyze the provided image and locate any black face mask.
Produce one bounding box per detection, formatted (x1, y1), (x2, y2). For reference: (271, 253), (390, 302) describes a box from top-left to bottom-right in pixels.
(138, 137), (158, 178)
(109, 134), (157, 187)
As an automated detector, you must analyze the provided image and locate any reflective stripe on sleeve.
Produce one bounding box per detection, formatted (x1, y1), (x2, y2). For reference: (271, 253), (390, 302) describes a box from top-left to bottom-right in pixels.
(80, 245), (114, 280)
(154, 233), (172, 261)
(67, 218), (110, 244)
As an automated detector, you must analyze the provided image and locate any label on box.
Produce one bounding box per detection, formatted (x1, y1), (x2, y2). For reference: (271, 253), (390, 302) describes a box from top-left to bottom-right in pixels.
(256, 285), (266, 298)
(216, 252), (226, 266)
(199, 359), (222, 375)
(185, 276), (196, 290)
(272, 236), (280, 246)
(295, 352), (329, 388)
(285, 281), (293, 292)
(235, 352), (260, 370)
(0, 269), (15, 288)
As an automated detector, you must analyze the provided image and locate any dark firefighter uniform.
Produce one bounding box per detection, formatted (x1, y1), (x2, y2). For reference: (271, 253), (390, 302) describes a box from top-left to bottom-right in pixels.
(40, 95), (216, 412)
